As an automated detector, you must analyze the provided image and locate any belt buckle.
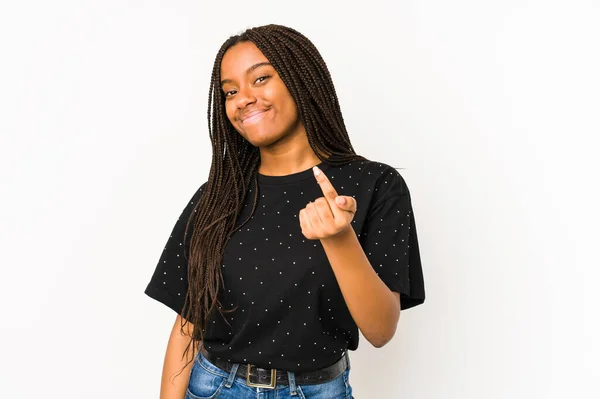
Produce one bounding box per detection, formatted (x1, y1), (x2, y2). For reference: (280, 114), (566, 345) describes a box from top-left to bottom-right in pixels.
(246, 364), (276, 389)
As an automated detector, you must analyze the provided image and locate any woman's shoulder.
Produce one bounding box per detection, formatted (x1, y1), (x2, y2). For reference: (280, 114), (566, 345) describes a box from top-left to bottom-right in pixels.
(336, 157), (404, 173)
(179, 180), (209, 214)
(337, 158), (409, 193)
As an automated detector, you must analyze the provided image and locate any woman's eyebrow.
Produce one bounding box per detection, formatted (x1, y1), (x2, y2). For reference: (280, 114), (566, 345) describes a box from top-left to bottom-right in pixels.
(221, 62), (272, 86)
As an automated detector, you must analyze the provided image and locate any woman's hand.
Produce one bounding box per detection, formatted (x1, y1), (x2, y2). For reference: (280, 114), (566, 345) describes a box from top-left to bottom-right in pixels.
(298, 166), (358, 240)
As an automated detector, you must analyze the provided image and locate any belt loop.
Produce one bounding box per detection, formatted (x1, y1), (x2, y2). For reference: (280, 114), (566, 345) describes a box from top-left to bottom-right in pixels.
(287, 371), (298, 395)
(225, 363), (239, 388)
(345, 350), (351, 371)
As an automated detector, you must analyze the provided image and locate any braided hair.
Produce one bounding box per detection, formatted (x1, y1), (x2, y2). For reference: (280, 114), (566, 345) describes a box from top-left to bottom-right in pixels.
(176, 24), (367, 373)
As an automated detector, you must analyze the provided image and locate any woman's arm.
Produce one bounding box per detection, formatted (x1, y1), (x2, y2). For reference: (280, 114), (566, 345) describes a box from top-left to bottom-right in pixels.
(160, 315), (198, 399)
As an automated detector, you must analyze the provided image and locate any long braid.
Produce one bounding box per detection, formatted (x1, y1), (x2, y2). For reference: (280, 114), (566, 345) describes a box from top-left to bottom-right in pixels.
(176, 24), (367, 373)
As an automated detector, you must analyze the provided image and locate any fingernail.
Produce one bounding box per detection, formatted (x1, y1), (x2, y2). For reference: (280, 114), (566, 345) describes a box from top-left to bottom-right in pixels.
(312, 166), (321, 177)
(336, 196), (345, 205)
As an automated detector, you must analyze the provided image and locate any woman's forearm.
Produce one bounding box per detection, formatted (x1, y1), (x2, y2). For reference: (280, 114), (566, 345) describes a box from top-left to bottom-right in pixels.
(320, 227), (400, 348)
(160, 315), (198, 399)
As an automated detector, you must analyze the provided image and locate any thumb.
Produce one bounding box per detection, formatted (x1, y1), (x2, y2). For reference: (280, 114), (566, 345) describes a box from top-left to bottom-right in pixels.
(335, 196), (354, 211)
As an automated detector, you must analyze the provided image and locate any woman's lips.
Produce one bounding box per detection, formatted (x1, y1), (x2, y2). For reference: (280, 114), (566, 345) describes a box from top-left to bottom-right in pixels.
(242, 109), (270, 124)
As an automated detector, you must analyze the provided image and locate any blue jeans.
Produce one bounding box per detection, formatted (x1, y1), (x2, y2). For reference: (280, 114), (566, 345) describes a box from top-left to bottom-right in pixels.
(186, 350), (353, 399)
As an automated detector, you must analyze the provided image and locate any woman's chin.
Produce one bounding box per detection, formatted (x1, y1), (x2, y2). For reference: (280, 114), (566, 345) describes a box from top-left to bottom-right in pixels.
(245, 132), (281, 148)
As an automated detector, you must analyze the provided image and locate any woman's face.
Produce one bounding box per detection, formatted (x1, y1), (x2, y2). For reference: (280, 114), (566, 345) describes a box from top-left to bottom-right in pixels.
(220, 41), (304, 147)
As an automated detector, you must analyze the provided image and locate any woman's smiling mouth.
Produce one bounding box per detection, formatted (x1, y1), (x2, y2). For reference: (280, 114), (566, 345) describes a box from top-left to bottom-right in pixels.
(241, 108), (270, 124)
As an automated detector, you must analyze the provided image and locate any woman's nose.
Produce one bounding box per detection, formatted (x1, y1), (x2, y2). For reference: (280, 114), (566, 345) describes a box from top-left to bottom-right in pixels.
(236, 86), (257, 109)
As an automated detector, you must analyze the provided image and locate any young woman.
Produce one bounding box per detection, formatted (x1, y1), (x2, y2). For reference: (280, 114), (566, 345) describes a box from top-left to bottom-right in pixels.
(145, 24), (426, 399)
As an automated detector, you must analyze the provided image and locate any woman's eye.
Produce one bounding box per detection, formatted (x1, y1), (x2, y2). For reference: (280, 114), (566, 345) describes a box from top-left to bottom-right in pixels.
(224, 90), (237, 97)
(255, 75), (270, 84)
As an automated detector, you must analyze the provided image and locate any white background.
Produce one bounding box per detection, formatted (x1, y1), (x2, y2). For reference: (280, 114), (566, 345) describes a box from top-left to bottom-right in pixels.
(1, 1), (599, 398)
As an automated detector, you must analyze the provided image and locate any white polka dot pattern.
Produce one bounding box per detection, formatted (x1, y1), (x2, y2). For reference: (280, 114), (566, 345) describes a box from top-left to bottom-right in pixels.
(145, 159), (425, 372)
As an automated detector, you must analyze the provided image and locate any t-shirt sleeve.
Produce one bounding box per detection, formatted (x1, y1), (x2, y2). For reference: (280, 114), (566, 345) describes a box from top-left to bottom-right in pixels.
(359, 166), (425, 310)
(144, 182), (206, 315)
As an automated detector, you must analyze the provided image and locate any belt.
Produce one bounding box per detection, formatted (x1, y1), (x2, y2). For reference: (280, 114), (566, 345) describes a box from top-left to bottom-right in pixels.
(200, 346), (348, 389)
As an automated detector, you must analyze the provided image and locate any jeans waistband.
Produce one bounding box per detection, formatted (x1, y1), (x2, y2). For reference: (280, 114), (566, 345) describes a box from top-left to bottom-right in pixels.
(200, 346), (349, 389)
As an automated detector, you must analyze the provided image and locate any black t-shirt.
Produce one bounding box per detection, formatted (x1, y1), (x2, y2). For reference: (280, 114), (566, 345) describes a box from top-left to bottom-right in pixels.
(145, 159), (425, 372)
